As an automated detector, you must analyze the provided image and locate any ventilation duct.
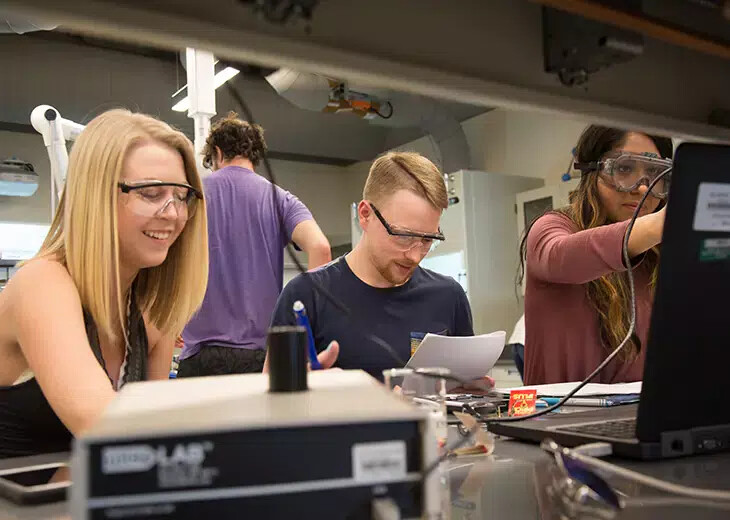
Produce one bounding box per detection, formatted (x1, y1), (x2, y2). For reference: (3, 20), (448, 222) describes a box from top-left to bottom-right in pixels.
(265, 69), (471, 173)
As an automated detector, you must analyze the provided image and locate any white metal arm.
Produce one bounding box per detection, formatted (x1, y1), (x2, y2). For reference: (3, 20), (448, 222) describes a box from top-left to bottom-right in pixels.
(30, 104), (85, 209)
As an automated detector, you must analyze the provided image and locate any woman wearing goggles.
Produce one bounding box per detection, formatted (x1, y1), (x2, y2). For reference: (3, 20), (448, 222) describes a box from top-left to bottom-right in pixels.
(518, 126), (672, 385)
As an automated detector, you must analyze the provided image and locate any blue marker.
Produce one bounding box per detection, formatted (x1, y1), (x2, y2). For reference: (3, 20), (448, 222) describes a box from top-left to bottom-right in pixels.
(293, 301), (322, 370)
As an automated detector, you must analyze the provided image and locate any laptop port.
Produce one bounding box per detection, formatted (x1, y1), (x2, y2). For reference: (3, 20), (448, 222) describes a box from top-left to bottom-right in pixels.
(660, 431), (693, 457)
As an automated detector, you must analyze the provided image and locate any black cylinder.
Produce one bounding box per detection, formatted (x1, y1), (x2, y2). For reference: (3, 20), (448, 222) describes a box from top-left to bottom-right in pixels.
(267, 326), (309, 393)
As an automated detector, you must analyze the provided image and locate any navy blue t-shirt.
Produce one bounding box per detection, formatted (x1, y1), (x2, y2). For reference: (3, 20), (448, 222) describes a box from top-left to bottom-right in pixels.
(270, 256), (474, 379)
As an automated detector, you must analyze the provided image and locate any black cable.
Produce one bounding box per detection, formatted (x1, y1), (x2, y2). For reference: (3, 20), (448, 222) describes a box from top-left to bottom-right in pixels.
(373, 101), (394, 119)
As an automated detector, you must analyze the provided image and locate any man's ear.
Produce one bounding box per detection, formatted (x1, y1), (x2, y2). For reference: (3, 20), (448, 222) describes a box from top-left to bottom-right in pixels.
(357, 200), (371, 231)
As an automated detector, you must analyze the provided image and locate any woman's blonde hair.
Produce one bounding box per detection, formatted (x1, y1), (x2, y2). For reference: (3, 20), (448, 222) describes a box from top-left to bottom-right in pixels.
(36, 109), (208, 341)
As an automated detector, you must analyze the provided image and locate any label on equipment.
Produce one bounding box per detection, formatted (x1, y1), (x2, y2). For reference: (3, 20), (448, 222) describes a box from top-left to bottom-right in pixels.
(693, 183), (730, 232)
(700, 238), (730, 262)
(351, 441), (407, 483)
(101, 441), (218, 489)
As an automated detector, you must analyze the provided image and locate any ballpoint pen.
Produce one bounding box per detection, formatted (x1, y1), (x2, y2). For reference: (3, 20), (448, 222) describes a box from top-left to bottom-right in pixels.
(537, 396), (640, 408)
(293, 300), (322, 370)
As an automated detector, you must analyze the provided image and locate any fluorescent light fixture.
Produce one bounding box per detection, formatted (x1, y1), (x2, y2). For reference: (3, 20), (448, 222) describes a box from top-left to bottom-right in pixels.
(213, 66), (240, 88)
(171, 66), (240, 112)
(0, 160), (39, 197)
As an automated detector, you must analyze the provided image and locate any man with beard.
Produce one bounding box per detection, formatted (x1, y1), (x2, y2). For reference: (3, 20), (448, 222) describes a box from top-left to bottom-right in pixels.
(269, 151), (473, 379)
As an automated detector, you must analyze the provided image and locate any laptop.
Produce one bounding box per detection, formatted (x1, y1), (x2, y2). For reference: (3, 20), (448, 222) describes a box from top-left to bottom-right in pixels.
(488, 142), (730, 460)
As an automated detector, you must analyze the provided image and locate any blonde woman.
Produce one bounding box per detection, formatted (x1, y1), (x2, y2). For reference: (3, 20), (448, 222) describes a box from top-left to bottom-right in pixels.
(0, 110), (209, 458)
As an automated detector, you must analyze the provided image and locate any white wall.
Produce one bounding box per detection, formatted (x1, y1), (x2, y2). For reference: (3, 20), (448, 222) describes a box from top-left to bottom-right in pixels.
(0, 130), (53, 224)
(501, 110), (588, 185)
(276, 159), (367, 286)
(458, 108), (588, 182)
(270, 159), (366, 247)
(345, 108), (588, 182)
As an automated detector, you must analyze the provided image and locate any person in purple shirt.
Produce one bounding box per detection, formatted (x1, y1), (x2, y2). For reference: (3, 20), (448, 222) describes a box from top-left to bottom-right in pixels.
(178, 112), (331, 377)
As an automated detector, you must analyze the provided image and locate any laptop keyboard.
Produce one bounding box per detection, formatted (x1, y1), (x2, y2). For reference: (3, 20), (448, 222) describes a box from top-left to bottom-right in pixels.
(557, 418), (637, 440)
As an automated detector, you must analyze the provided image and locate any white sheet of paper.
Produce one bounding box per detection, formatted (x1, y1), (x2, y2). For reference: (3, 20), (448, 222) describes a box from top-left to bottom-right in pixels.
(405, 331), (506, 390)
(496, 381), (642, 397)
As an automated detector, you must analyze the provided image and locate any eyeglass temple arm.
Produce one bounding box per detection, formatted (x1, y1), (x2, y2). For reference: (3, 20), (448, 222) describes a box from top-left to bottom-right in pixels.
(573, 161), (600, 174)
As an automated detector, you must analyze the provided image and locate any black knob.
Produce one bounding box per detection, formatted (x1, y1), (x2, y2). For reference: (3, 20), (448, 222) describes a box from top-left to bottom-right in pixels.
(267, 326), (309, 393)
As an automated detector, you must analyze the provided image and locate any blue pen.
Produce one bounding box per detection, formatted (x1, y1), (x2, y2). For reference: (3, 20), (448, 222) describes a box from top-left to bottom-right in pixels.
(538, 396), (640, 407)
(540, 397), (561, 407)
(536, 398), (568, 410)
(293, 301), (322, 370)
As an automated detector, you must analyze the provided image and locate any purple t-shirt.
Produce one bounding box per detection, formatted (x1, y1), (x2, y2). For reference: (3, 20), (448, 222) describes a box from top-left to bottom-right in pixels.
(181, 166), (313, 358)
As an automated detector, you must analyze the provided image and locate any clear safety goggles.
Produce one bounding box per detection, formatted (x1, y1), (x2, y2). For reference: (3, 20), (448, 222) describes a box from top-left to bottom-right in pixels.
(118, 180), (203, 221)
(574, 153), (673, 199)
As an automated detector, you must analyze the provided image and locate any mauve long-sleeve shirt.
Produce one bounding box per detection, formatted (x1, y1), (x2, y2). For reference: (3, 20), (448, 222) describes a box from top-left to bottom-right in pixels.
(523, 212), (652, 385)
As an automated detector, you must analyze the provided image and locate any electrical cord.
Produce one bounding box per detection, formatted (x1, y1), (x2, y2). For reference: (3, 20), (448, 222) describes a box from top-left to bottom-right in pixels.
(486, 168), (671, 424)
(624, 496), (730, 512)
(563, 444), (730, 503)
(373, 101), (394, 119)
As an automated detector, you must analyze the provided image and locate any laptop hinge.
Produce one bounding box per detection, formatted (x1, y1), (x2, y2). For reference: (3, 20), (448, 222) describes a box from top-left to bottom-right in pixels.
(660, 423), (730, 458)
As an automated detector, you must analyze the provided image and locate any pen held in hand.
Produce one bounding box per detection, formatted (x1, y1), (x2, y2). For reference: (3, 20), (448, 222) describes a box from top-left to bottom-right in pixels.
(293, 300), (322, 370)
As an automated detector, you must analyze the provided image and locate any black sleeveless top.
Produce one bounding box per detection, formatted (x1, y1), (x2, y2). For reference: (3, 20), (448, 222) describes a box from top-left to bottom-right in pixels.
(0, 292), (148, 459)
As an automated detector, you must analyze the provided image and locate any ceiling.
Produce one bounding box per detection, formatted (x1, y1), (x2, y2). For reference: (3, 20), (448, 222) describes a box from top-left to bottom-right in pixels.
(0, 28), (488, 164)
